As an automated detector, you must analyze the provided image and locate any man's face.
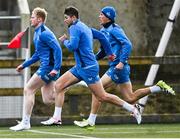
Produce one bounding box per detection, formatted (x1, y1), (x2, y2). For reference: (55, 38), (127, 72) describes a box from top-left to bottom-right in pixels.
(30, 12), (41, 28)
(64, 14), (73, 26)
(99, 12), (111, 25)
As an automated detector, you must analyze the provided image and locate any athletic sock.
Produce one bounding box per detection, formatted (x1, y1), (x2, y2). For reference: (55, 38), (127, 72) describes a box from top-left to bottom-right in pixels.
(138, 96), (149, 114)
(122, 101), (134, 112)
(53, 107), (62, 120)
(87, 113), (97, 126)
(150, 85), (161, 93)
(22, 115), (30, 125)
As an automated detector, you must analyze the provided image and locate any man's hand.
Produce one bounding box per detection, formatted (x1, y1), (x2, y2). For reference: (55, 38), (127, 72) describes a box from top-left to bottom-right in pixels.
(49, 70), (58, 77)
(59, 34), (68, 43)
(108, 54), (116, 61)
(115, 62), (124, 70)
(16, 65), (24, 72)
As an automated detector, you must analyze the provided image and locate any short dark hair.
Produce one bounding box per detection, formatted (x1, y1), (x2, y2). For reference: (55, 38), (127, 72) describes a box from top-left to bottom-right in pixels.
(64, 6), (79, 18)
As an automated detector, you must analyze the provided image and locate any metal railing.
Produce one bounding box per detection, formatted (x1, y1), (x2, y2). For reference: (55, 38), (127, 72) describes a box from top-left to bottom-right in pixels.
(0, 42), (9, 46)
(0, 0), (31, 119)
(0, 16), (20, 47)
(0, 16), (21, 20)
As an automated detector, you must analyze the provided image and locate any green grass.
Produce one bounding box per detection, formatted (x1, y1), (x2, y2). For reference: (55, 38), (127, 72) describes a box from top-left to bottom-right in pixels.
(1, 123), (180, 138)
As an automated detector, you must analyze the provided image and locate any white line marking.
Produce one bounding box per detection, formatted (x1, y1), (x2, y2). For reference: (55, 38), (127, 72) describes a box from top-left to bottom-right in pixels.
(94, 127), (180, 130)
(76, 130), (180, 134)
(28, 129), (99, 138)
(39, 127), (179, 131)
(1, 126), (179, 132)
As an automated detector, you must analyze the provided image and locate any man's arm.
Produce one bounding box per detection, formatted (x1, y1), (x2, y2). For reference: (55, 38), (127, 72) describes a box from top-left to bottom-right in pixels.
(91, 28), (113, 56)
(95, 46), (106, 60)
(111, 27), (132, 64)
(40, 31), (62, 72)
(21, 51), (39, 69)
(62, 26), (80, 51)
(91, 28), (115, 61)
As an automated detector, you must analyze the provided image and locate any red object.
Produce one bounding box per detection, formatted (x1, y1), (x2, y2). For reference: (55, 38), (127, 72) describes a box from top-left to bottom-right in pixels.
(7, 31), (25, 49)
(108, 54), (116, 61)
(7, 27), (29, 49)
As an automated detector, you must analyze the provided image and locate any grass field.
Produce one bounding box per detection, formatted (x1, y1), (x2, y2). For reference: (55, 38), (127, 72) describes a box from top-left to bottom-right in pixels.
(0, 123), (180, 138)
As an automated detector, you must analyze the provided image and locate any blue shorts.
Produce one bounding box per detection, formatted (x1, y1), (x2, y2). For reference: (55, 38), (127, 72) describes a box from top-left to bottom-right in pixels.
(36, 68), (60, 84)
(70, 65), (100, 85)
(106, 64), (130, 84)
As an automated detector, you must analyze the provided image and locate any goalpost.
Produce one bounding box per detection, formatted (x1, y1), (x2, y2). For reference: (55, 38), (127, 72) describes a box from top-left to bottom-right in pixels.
(138, 0), (180, 111)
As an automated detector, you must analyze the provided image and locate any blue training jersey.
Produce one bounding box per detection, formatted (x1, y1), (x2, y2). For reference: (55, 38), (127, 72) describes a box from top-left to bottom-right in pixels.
(63, 19), (98, 68)
(22, 23), (62, 71)
(91, 28), (113, 57)
(98, 24), (132, 67)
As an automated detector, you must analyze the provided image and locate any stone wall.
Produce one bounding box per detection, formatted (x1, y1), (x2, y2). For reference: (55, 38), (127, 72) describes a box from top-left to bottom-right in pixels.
(26, 0), (180, 117)
(27, 0), (180, 56)
(146, 0), (180, 55)
(27, 0), (149, 55)
(146, 0), (180, 74)
(26, 0), (180, 81)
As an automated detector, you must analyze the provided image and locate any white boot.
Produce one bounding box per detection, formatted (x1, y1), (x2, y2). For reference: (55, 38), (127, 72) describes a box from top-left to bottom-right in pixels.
(41, 117), (62, 125)
(132, 108), (142, 124)
(9, 122), (31, 131)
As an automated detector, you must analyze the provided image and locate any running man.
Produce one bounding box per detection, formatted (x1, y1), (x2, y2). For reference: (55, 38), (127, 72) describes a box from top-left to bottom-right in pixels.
(41, 6), (142, 126)
(74, 6), (175, 128)
(10, 7), (62, 131)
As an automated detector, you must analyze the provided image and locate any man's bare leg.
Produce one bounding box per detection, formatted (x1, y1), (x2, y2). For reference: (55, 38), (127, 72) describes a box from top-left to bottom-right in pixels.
(41, 71), (79, 125)
(10, 74), (45, 131)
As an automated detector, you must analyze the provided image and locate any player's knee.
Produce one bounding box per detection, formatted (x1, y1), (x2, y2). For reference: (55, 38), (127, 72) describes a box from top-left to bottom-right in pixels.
(95, 96), (103, 102)
(55, 82), (63, 93)
(97, 93), (109, 102)
(124, 96), (136, 104)
(23, 86), (31, 96)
